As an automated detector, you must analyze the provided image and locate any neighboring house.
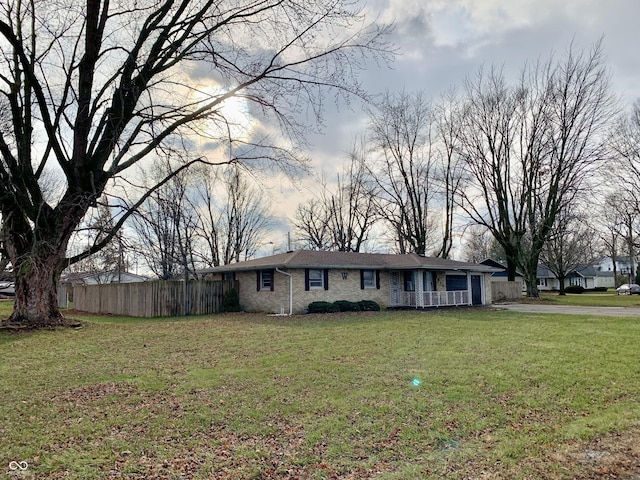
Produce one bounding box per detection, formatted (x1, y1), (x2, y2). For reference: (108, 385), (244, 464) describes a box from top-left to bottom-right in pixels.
(566, 264), (615, 289)
(536, 264), (615, 291)
(536, 265), (560, 291)
(200, 250), (500, 314)
(593, 256), (638, 275)
(60, 271), (148, 285)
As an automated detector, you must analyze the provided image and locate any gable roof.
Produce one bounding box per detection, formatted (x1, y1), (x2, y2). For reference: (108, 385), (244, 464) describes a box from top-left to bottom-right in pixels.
(480, 258), (524, 277)
(200, 250), (500, 273)
(536, 265), (555, 278)
(568, 264), (597, 278)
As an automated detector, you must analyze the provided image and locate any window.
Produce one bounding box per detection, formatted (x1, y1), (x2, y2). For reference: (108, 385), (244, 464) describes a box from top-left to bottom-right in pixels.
(423, 271), (434, 291)
(305, 268), (328, 291)
(308, 269), (324, 289)
(258, 270), (273, 291)
(223, 272), (236, 281)
(404, 271), (415, 291)
(570, 277), (584, 287)
(362, 270), (376, 289)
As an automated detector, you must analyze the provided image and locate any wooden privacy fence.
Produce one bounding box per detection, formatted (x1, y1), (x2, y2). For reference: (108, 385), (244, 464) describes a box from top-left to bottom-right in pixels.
(71, 280), (238, 317)
(491, 281), (523, 302)
(57, 282), (70, 309)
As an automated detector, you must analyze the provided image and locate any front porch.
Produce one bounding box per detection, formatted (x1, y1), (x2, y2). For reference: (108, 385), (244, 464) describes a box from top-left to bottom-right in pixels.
(393, 290), (470, 308)
(388, 269), (483, 308)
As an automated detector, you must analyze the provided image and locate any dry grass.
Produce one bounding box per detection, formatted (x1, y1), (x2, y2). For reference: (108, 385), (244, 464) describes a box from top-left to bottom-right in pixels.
(1, 308), (640, 479)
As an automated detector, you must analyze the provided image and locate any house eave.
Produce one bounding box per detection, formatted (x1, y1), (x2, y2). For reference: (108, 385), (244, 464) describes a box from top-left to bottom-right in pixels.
(201, 264), (499, 274)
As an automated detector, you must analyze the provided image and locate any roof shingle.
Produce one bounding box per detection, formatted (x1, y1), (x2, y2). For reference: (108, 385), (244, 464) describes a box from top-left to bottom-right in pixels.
(200, 250), (498, 273)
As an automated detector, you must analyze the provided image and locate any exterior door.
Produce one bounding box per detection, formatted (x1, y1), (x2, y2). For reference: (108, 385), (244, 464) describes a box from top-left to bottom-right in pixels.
(471, 275), (483, 305)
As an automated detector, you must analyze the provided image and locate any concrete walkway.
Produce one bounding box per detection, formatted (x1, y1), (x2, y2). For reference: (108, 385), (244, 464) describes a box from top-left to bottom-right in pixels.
(494, 303), (640, 318)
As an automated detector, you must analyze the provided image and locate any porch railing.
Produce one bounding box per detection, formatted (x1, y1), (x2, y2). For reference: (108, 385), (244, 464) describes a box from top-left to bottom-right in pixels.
(423, 290), (469, 306)
(392, 290), (470, 307)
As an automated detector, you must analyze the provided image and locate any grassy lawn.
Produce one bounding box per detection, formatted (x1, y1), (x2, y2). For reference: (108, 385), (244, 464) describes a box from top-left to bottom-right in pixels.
(2, 303), (640, 478)
(540, 291), (640, 307)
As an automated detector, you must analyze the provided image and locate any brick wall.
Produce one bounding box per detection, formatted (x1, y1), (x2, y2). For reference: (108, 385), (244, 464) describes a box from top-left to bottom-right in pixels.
(206, 268), (494, 313)
(236, 268), (389, 314)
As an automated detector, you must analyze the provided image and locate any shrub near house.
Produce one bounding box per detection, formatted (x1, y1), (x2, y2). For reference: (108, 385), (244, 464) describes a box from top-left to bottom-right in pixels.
(564, 285), (585, 294)
(308, 300), (381, 314)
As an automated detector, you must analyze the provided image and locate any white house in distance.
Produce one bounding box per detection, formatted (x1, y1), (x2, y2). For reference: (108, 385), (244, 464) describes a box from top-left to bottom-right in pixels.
(201, 250), (500, 315)
(536, 263), (615, 291)
(593, 256), (638, 282)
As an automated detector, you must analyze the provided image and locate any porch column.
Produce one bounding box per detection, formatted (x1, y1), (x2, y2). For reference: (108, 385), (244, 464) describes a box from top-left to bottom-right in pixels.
(466, 271), (472, 305)
(415, 270), (424, 308)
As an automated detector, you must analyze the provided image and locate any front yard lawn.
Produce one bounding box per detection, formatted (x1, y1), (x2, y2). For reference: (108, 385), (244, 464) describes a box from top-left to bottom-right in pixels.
(540, 291), (640, 307)
(2, 308), (640, 479)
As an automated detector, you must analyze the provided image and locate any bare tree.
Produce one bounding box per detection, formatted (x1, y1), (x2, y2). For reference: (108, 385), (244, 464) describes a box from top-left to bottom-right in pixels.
(66, 198), (129, 283)
(220, 167), (273, 264)
(610, 100), (640, 189)
(456, 42), (616, 296)
(367, 90), (440, 255)
(294, 198), (333, 251)
(0, 0), (392, 327)
(600, 193), (639, 282)
(131, 161), (200, 280)
(326, 141), (378, 252)
(540, 207), (596, 295)
(462, 225), (505, 263)
(294, 139), (378, 252)
(193, 165), (273, 266)
(432, 91), (467, 258)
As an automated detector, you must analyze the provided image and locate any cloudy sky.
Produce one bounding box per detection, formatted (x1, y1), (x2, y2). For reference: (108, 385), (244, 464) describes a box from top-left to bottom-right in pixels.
(263, 0), (640, 252)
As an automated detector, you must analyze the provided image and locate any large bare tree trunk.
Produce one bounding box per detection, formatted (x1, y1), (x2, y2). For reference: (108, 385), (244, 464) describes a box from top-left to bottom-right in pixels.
(3, 230), (67, 328)
(9, 253), (64, 328)
(2, 195), (80, 328)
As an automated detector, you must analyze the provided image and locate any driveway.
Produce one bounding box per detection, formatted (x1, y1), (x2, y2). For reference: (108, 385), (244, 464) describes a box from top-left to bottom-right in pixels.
(494, 303), (640, 318)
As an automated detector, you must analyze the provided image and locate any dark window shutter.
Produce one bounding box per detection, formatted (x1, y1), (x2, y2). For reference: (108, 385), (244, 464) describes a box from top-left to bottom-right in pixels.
(304, 269), (310, 291)
(270, 269), (275, 291)
(256, 271), (261, 291)
(324, 269), (329, 290)
(376, 270), (380, 289)
(360, 270), (365, 290)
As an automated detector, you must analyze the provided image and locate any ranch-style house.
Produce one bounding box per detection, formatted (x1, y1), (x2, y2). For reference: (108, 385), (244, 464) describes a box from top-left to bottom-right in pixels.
(200, 250), (500, 314)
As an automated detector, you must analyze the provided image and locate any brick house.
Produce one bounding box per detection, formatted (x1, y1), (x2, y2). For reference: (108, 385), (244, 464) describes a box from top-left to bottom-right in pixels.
(200, 250), (499, 314)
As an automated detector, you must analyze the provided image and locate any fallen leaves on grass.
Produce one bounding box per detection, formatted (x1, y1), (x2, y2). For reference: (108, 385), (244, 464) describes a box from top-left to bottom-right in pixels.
(558, 427), (640, 479)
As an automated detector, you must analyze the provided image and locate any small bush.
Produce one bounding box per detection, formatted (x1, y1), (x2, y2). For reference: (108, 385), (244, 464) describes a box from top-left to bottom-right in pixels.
(358, 300), (381, 311)
(564, 285), (585, 294)
(307, 301), (340, 314)
(334, 300), (361, 312)
(222, 288), (241, 312)
(591, 287), (608, 292)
